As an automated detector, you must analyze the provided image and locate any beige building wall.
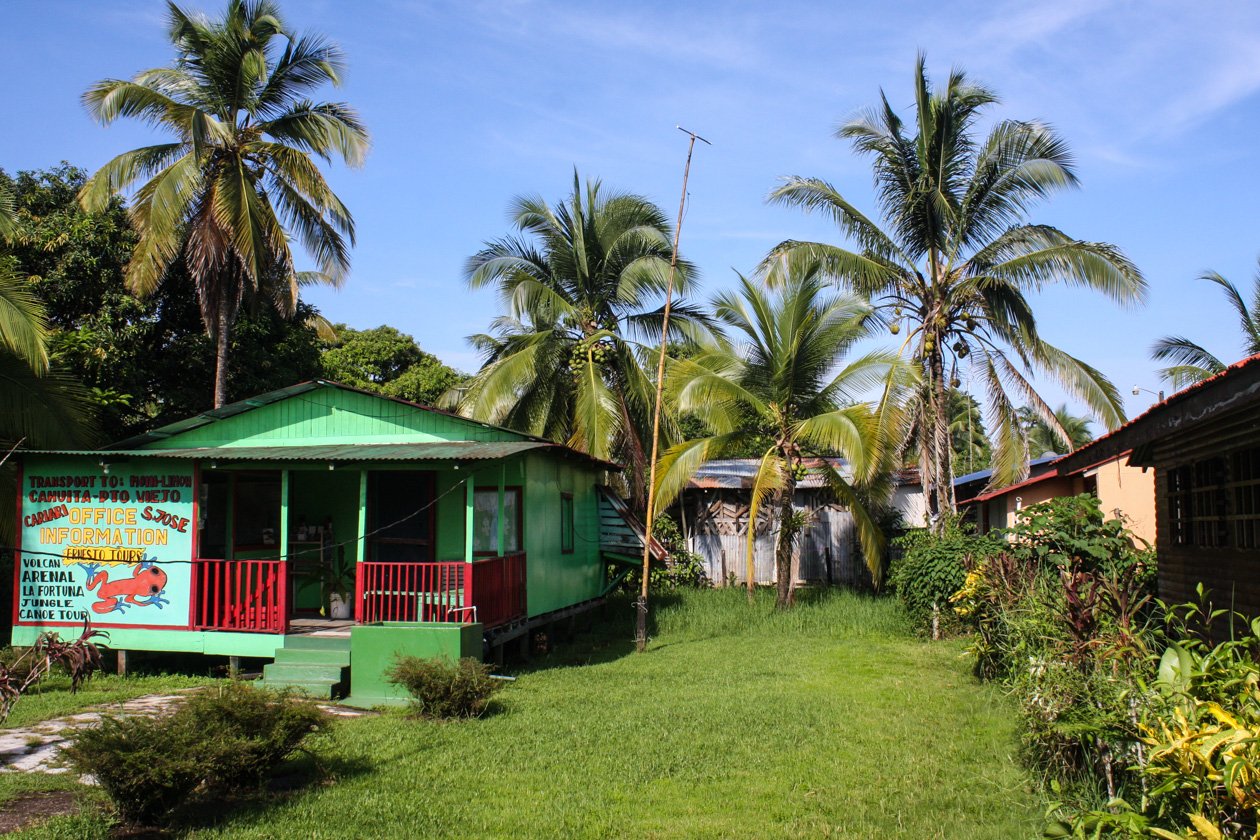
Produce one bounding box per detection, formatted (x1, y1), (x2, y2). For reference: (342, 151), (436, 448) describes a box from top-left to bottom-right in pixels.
(995, 476), (1078, 530)
(1090, 459), (1156, 546)
(979, 459), (1156, 547)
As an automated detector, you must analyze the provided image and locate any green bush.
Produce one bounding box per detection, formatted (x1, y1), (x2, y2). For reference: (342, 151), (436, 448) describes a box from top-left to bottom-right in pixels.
(183, 681), (329, 789)
(62, 683), (328, 825)
(1003, 494), (1153, 578)
(386, 656), (502, 718)
(61, 711), (205, 825)
(888, 517), (998, 633)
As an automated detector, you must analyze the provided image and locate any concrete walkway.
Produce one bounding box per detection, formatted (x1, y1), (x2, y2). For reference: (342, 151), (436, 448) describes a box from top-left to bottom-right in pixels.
(0, 690), (369, 774)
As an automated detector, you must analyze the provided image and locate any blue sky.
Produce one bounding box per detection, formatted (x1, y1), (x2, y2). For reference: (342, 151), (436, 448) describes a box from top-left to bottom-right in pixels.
(4, 0), (1260, 428)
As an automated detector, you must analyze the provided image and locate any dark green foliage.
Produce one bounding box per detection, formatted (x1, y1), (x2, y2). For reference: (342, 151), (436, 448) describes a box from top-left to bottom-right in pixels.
(62, 683), (328, 826)
(61, 711), (206, 825)
(888, 517), (998, 632)
(1003, 494), (1152, 577)
(386, 656), (502, 719)
(3, 164), (326, 442)
(615, 513), (710, 592)
(320, 324), (468, 406)
(181, 682), (330, 789)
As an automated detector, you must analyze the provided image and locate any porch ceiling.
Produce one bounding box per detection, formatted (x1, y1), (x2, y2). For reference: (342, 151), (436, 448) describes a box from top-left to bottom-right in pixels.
(25, 441), (557, 462)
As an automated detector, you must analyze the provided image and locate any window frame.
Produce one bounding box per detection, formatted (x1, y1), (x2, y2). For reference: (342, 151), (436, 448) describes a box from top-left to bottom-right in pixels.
(472, 485), (524, 557)
(560, 492), (575, 554)
(367, 470), (437, 563)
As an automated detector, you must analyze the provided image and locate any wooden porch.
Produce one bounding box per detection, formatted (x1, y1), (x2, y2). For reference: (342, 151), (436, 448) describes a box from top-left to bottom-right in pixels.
(190, 551), (527, 635)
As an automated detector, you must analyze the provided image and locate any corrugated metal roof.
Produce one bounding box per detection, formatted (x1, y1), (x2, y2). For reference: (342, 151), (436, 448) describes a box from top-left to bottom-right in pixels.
(108, 380), (568, 453)
(1055, 351), (1260, 473)
(685, 458), (852, 489)
(22, 442), (555, 462)
(952, 453), (1060, 488)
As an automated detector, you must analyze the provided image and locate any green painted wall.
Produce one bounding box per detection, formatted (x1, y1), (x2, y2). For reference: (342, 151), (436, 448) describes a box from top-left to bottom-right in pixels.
(11, 624), (286, 658)
(143, 386), (523, 449)
(345, 621), (483, 707)
(521, 452), (604, 616)
(434, 469), (466, 562)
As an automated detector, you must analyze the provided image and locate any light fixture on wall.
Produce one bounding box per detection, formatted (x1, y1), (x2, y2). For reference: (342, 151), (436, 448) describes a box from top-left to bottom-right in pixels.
(99, 460), (110, 475)
(1132, 385), (1165, 402)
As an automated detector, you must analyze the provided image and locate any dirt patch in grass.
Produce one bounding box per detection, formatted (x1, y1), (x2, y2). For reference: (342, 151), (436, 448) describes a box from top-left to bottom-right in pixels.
(0, 789), (79, 833)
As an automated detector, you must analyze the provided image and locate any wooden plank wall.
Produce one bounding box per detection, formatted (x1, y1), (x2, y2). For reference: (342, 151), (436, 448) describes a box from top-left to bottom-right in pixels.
(1146, 402), (1260, 623)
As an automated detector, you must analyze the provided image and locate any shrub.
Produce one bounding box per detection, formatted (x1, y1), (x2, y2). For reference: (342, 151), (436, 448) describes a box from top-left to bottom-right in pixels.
(1003, 494), (1153, 578)
(62, 683), (328, 826)
(613, 513), (711, 591)
(183, 682), (329, 789)
(386, 656), (501, 718)
(62, 712), (205, 825)
(888, 517), (998, 634)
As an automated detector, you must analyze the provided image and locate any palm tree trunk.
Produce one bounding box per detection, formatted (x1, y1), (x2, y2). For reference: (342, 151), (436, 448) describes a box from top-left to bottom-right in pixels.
(927, 346), (953, 531)
(212, 266), (243, 410)
(214, 293), (231, 409)
(775, 476), (798, 609)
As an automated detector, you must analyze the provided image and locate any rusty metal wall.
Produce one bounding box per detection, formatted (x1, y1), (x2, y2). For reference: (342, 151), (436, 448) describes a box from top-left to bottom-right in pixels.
(681, 489), (863, 587)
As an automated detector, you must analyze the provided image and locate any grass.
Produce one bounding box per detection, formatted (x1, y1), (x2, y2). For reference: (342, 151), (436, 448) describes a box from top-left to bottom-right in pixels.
(14, 588), (1043, 838)
(1, 671), (221, 731)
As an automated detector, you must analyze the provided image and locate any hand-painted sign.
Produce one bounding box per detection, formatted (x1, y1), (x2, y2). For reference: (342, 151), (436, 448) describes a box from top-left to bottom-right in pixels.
(17, 456), (193, 627)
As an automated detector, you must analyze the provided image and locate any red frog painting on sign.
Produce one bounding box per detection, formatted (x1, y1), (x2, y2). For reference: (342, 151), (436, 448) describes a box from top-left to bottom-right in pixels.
(79, 556), (170, 614)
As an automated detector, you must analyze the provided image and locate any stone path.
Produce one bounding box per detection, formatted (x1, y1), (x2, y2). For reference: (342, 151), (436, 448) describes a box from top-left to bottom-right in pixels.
(0, 690), (370, 774)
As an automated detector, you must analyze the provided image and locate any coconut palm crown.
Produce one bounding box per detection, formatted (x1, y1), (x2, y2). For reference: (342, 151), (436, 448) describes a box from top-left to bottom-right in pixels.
(79, 0), (369, 407)
(1021, 403), (1094, 458)
(1151, 262), (1260, 390)
(454, 173), (705, 510)
(654, 265), (913, 602)
(760, 55), (1146, 525)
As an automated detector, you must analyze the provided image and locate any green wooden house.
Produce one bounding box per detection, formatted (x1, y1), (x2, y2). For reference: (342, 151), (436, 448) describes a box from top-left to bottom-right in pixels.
(12, 381), (657, 702)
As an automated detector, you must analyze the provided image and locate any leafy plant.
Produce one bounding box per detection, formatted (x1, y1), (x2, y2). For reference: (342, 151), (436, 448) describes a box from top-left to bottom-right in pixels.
(386, 656), (502, 719)
(298, 547), (355, 613)
(889, 517), (998, 635)
(62, 710), (206, 825)
(0, 622), (106, 721)
(62, 683), (328, 826)
(1004, 494), (1152, 577)
(182, 681), (330, 789)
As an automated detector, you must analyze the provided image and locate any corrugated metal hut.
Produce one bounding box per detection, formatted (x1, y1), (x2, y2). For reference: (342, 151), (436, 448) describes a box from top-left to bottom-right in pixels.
(671, 459), (867, 587)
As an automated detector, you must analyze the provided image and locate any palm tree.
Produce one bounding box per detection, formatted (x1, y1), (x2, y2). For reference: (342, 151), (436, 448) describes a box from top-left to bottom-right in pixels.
(1151, 263), (1260, 389)
(79, 0), (369, 407)
(455, 172), (704, 509)
(654, 265), (912, 606)
(0, 177), (95, 542)
(948, 389), (990, 475)
(1020, 403), (1093, 458)
(761, 55), (1146, 526)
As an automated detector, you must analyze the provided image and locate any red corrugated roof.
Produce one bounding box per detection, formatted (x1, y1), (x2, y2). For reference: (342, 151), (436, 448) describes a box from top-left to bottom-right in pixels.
(1061, 353), (1260, 465)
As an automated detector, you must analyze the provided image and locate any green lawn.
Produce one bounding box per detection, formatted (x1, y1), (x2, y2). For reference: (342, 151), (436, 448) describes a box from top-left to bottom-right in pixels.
(18, 588), (1041, 839)
(1, 672), (220, 731)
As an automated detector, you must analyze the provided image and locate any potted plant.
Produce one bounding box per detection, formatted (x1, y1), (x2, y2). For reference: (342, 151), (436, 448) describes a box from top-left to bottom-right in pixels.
(299, 550), (354, 619)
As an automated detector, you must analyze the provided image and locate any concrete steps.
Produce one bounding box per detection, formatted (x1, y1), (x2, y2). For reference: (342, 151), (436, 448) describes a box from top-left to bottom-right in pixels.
(259, 634), (351, 700)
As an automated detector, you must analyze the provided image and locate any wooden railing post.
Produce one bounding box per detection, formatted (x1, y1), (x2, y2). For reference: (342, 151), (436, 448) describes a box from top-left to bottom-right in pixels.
(354, 560), (365, 624)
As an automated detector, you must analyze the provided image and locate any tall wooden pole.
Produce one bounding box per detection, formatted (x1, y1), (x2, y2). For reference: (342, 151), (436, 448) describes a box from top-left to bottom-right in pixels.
(636, 126), (709, 653)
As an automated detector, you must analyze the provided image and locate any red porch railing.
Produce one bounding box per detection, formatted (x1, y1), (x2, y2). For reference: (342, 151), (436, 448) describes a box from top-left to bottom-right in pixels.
(353, 553), (527, 628)
(470, 552), (527, 628)
(193, 559), (285, 633)
(355, 561), (467, 624)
